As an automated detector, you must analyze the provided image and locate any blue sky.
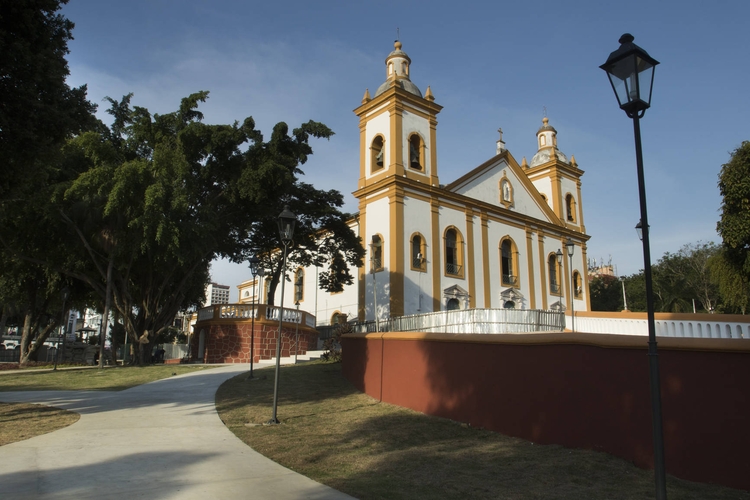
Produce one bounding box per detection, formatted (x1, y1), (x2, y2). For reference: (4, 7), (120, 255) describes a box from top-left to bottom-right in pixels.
(61, 0), (749, 296)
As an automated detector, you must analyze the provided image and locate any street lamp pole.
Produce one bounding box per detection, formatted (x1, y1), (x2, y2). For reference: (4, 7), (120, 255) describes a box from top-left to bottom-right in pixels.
(269, 205), (296, 425)
(620, 276), (629, 311)
(601, 33), (666, 500)
(565, 238), (575, 333)
(248, 255), (260, 379)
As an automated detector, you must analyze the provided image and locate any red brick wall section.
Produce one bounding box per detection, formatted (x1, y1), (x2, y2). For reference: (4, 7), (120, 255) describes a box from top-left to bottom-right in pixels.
(341, 332), (750, 491)
(190, 322), (318, 364)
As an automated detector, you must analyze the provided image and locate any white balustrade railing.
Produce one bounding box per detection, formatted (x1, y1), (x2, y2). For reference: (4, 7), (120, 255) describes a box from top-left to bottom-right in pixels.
(196, 304), (315, 328)
(570, 313), (750, 339)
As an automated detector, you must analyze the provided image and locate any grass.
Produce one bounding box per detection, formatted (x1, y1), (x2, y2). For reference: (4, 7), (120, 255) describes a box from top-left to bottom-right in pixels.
(0, 365), (218, 392)
(216, 361), (750, 500)
(0, 403), (80, 446)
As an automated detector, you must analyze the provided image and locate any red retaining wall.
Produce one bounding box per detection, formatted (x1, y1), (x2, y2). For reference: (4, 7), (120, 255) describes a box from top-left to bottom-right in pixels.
(191, 321), (318, 364)
(342, 332), (750, 491)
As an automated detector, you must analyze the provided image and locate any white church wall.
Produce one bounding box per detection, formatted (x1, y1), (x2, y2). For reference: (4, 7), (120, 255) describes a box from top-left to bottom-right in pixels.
(364, 196), (391, 321)
(402, 196), (433, 315)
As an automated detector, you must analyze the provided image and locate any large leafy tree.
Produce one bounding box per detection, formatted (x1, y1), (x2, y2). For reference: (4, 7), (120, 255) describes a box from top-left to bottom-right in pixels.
(0, 0), (96, 198)
(57, 93), (335, 363)
(589, 275), (623, 312)
(0, 0), (96, 364)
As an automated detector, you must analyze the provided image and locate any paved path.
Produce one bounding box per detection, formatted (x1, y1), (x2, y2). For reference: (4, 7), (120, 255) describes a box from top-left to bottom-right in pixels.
(0, 358), (355, 499)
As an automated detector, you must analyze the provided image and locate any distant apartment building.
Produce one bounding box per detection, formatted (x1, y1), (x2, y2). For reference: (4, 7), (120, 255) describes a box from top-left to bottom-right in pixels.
(205, 282), (231, 306)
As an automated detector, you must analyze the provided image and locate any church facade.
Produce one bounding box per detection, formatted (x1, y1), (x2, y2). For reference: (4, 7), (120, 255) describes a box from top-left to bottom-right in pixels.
(238, 41), (591, 326)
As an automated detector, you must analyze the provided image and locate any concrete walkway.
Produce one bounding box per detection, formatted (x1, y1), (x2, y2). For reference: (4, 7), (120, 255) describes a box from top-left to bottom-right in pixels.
(0, 356), (355, 499)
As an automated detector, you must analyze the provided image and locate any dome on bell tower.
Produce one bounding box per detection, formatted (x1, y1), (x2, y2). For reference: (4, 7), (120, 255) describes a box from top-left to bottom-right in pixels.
(530, 117), (568, 167)
(374, 41), (423, 98)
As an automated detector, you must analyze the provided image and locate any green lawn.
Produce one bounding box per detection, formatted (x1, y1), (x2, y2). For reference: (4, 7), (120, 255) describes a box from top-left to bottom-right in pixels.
(216, 361), (749, 500)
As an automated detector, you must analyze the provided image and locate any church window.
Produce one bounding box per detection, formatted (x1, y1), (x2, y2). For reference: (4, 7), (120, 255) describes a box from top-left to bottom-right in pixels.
(371, 136), (385, 172)
(500, 238), (519, 286)
(447, 298), (460, 310)
(408, 134), (423, 170)
(294, 268), (304, 303)
(540, 135), (546, 147)
(370, 234), (384, 272)
(573, 271), (582, 298)
(548, 253), (561, 294)
(388, 63), (393, 75)
(411, 233), (426, 271)
(444, 228), (464, 277)
(566, 194), (577, 222)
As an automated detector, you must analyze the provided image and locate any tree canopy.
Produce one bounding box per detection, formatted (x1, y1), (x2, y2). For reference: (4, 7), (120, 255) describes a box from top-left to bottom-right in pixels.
(0, 0), (96, 198)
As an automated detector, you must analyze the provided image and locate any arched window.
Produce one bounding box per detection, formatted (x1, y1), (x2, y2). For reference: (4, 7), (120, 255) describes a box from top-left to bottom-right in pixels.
(408, 134), (423, 170)
(411, 233), (426, 271)
(371, 136), (385, 173)
(444, 228), (464, 277)
(447, 298), (460, 310)
(500, 238), (519, 286)
(548, 253), (561, 294)
(294, 268), (304, 303)
(371, 234), (384, 272)
(573, 271), (582, 298)
(566, 194), (577, 222)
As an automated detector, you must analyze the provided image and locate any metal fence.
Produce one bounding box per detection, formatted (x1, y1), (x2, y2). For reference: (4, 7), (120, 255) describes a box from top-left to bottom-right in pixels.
(318, 309), (564, 337)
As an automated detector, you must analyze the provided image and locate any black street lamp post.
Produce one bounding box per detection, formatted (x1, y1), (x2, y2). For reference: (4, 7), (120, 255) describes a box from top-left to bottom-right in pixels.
(601, 33), (666, 500)
(248, 255), (260, 379)
(269, 205), (296, 424)
(565, 238), (575, 333)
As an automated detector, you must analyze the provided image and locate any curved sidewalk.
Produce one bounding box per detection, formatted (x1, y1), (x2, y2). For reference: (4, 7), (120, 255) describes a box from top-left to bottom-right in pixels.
(0, 361), (355, 499)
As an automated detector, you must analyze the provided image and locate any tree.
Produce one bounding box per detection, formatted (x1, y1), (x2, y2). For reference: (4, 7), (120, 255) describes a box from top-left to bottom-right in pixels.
(589, 275), (623, 312)
(0, 0), (96, 198)
(56, 93), (335, 364)
(709, 251), (750, 314)
(0, 0), (97, 364)
(716, 141), (750, 287)
(655, 242), (719, 313)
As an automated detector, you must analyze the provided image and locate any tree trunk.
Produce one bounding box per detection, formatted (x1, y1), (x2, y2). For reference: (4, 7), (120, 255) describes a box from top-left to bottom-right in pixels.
(19, 310), (33, 366)
(0, 305), (8, 337)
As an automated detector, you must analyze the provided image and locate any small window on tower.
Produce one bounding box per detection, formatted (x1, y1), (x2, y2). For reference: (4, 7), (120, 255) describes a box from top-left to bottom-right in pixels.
(566, 194), (577, 222)
(408, 134), (423, 170)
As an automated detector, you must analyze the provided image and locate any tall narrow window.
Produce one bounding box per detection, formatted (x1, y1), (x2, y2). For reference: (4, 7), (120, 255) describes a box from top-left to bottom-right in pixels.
(371, 136), (384, 172)
(573, 271), (582, 298)
(408, 134), (423, 170)
(444, 228), (463, 277)
(566, 194), (576, 222)
(371, 234), (383, 272)
(548, 254), (560, 294)
(411, 233), (426, 271)
(294, 268), (305, 303)
(501, 238), (518, 286)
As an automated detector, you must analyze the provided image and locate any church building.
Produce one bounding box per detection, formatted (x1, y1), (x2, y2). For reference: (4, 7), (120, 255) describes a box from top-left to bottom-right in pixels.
(238, 41), (591, 326)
